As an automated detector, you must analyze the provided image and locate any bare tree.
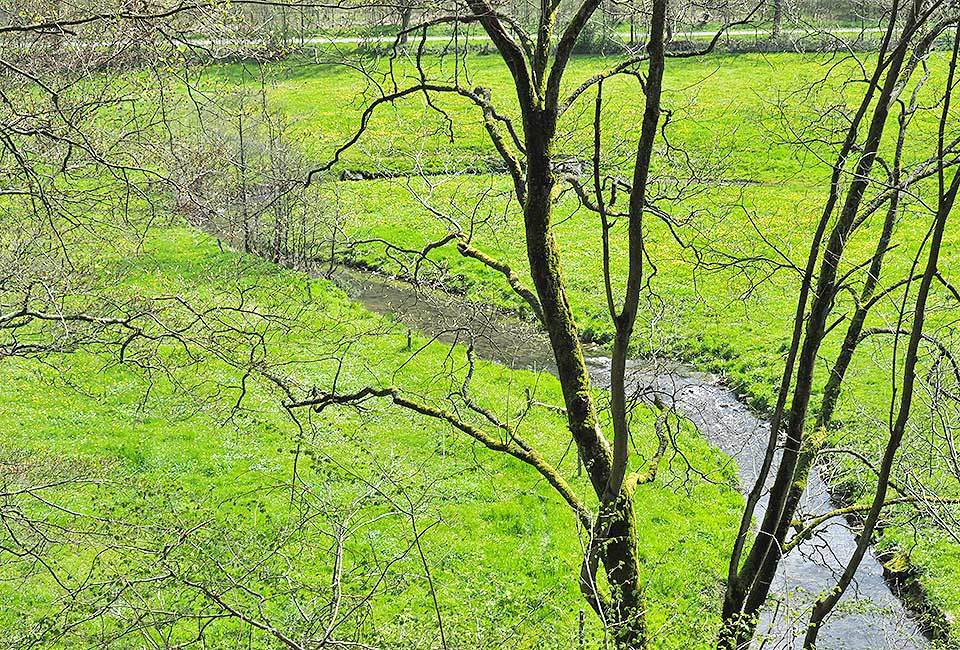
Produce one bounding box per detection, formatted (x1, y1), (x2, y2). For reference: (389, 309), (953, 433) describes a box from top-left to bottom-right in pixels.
(289, 0), (960, 648)
(6, 0), (960, 648)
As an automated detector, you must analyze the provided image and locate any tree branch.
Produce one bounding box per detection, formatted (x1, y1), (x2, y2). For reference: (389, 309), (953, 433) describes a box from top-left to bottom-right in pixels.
(288, 386), (591, 528)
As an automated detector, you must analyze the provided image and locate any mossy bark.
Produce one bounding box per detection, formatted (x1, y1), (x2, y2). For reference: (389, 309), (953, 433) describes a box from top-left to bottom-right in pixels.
(522, 107), (647, 646)
(602, 482), (647, 648)
(522, 107), (614, 497)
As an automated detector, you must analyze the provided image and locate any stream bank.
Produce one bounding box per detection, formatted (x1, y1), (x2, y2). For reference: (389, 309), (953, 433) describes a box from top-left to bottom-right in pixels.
(329, 264), (932, 650)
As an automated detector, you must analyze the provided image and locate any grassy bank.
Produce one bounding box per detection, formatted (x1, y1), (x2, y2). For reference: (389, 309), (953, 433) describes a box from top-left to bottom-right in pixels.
(199, 51), (960, 640)
(0, 225), (743, 647)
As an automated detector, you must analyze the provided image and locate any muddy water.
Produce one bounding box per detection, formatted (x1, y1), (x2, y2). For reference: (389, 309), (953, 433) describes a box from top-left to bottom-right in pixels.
(331, 267), (929, 649)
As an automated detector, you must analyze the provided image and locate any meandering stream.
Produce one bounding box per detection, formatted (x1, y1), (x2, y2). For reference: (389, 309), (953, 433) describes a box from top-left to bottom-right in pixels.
(331, 267), (929, 649)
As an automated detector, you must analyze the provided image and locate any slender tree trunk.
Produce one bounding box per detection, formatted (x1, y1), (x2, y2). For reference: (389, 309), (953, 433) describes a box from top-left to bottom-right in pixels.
(523, 108), (613, 497)
(818, 190), (900, 429)
(772, 0), (783, 39)
(398, 3), (413, 45)
(238, 106), (250, 254)
(664, 0), (674, 43)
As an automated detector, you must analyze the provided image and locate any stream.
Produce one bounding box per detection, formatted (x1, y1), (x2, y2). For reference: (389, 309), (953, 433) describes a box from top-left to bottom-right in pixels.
(330, 267), (930, 649)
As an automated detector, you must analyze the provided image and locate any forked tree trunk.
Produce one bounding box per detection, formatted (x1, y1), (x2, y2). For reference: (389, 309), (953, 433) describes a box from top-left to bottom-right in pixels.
(522, 106), (646, 646)
(719, 4), (921, 646)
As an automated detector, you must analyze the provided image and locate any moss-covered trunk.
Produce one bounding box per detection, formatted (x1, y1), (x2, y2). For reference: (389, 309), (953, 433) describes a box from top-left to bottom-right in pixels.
(522, 107), (646, 645)
(522, 107), (613, 497)
(601, 484), (647, 648)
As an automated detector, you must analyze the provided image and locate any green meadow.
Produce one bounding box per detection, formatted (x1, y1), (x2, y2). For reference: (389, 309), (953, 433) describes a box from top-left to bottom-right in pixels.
(1, 225), (742, 647)
(4, 49), (960, 647)
(247, 51), (960, 637)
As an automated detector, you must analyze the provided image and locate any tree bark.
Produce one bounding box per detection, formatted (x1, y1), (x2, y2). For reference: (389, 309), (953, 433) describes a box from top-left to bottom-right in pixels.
(398, 2), (413, 45)
(522, 107), (613, 497)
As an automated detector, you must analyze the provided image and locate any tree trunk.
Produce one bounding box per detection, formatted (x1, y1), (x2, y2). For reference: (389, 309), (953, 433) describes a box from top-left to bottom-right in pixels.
(399, 3), (413, 45)
(600, 486), (646, 648)
(772, 0), (783, 39)
(522, 106), (649, 644)
(522, 107), (613, 498)
(720, 10), (916, 645)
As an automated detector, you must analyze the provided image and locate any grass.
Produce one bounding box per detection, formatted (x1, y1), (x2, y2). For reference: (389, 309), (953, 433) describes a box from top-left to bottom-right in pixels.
(0, 226), (743, 648)
(193, 50), (960, 640)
